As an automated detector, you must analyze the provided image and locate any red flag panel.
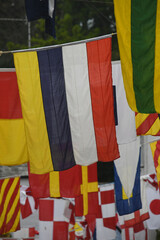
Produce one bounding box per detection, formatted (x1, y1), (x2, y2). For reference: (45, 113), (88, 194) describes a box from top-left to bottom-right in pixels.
(0, 71), (22, 119)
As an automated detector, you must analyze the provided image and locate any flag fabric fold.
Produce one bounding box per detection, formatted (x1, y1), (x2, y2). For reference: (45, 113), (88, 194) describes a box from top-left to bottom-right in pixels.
(14, 36), (119, 172)
(114, 0), (160, 113)
(0, 177), (20, 235)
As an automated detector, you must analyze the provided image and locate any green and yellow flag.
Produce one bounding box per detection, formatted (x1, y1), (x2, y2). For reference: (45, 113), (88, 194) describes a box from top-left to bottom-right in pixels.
(114, 0), (160, 113)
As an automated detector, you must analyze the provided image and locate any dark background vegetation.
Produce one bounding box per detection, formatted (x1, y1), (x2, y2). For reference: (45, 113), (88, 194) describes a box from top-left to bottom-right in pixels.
(0, 0), (119, 67)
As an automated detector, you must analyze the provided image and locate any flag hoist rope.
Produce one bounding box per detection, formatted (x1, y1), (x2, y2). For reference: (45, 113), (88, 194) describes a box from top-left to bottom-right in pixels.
(0, 32), (117, 55)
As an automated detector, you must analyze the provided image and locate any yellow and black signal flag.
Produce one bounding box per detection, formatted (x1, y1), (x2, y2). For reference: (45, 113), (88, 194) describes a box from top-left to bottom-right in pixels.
(0, 177), (20, 235)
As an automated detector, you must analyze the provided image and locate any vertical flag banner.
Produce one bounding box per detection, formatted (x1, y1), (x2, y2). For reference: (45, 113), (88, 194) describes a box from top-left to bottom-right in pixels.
(112, 61), (137, 144)
(136, 113), (160, 136)
(86, 38), (119, 162)
(0, 70), (28, 166)
(0, 177), (20, 235)
(114, 0), (160, 113)
(14, 36), (119, 172)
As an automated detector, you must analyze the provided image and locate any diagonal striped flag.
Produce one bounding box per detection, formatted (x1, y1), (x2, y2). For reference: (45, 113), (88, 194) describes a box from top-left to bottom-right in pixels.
(135, 113), (160, 136)
(0, 177), (20, 235)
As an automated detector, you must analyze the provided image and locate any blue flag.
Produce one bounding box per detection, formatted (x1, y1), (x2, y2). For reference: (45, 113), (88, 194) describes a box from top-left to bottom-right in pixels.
(114, 150), (142, 216)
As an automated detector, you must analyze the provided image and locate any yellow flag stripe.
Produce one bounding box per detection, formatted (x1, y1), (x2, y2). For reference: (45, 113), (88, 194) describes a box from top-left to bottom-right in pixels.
(81, 166), (88, 216)
(0, 119), (28, 166)
(8, 209), (20, 233)
(13, 52), (53, 174)
(81, 182), (98, 194)
(0, 177), (19, 228)
(6, 188), (20, 224)
(135, 114), (149, 129)
(49, 171), (60, 197)
(156, 166), (160, 183)
(146, 117), (160, 135)
(154, 0), (160, 112)
(0, 178), (9, 205)
(86, 182), (98, 193)
(150, 141), (157, 159)
(113, 0), (137, 112)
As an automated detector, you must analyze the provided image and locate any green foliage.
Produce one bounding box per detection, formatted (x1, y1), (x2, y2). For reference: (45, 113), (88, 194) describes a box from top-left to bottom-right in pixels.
(0, 0), (120, 67)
